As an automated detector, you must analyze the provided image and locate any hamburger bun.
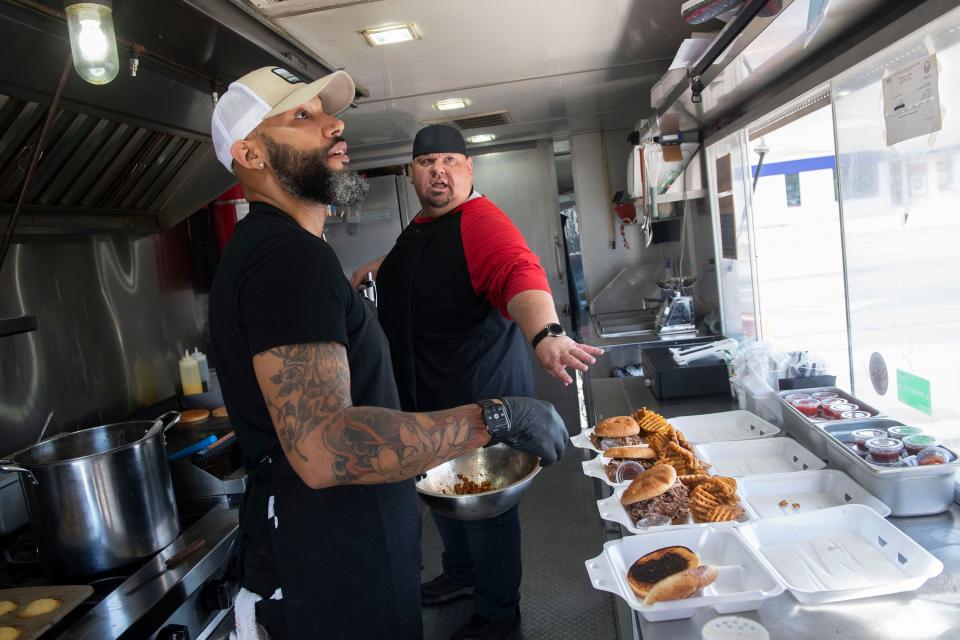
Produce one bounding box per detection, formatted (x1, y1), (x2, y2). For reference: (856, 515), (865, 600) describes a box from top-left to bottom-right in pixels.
(0, 626), (23, 640)
(620, 464), (677, 506)
(602, 446), (656, 461)
(595, 416), (640, 438)
(0, 601), (16, 616)
(17, 598), (61, 618)
(643, 565), (718, 606)
(626, 546), (699, 598)
(180, 409), (210, 424)
(211, 406), (228, 419)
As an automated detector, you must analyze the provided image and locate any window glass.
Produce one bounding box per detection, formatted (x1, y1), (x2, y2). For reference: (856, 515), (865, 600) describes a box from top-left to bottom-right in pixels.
(833, 6), (960, 450)
(748, 106), (850, 387)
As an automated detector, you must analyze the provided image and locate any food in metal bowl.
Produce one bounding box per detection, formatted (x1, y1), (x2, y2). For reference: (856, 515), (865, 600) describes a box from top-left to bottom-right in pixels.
(454, 474), (494, 495)
(415, 444), (541, 520)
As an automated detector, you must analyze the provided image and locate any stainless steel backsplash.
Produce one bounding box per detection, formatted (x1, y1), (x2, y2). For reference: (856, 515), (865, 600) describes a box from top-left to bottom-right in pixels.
(0, 232), (207, 456)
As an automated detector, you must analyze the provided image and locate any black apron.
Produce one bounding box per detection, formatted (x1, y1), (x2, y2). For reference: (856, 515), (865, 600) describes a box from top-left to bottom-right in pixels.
(377, 208), (533, 413)
(238, 450), (423, 639)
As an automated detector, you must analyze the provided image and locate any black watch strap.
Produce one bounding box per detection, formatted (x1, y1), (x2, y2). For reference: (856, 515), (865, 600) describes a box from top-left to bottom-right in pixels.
(477, 399), (511, 441)
(531, 322), (566, 350)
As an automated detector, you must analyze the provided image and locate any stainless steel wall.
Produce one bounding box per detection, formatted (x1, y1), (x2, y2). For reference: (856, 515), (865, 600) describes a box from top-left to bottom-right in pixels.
(0, 233), (206, 456)
(471, 142), (581, 431)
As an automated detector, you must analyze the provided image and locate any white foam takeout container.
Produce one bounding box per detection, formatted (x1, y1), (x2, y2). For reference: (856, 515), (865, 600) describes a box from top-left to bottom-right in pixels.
(736, 470), (891, 520)
(585, 527), (784, 622)
(694, 438), (825, 477)
(596, 485), (753, 534)
(581, 452), (655, 487)
(668, 410), (780, 444)
(571, 427), (605, 453)
(735, 504), (943, 604)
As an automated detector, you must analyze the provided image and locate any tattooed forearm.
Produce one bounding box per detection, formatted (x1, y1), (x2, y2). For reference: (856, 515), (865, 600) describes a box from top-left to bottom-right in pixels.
(253, 342), (489, 488)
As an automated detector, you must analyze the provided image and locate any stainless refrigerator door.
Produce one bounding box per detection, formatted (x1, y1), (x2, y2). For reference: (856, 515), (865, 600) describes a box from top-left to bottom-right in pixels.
(324, 174), (405, 279)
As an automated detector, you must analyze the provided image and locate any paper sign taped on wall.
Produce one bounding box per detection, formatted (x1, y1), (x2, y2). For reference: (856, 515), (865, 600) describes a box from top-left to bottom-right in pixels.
(882, 54), (942, 146)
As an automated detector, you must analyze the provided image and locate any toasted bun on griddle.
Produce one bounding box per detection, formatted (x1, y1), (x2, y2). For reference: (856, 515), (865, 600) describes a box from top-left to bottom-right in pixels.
(626, 546), (699, 598)
(620, 464), (677, 505)
(643, 565), (718, 605)
(595, 416), (640, 437)
(602, 446), (656, 461)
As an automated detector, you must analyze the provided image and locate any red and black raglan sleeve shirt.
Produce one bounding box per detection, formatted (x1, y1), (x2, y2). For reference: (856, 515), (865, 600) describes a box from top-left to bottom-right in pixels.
(377, 194), (551, 412)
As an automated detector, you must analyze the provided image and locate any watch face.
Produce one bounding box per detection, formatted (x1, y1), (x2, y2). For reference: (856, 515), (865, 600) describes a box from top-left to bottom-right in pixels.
(548, 323), (564, 335)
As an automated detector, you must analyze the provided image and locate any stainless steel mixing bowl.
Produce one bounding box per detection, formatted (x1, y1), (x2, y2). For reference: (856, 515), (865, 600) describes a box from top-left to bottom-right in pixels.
(415, 444), (541, 520)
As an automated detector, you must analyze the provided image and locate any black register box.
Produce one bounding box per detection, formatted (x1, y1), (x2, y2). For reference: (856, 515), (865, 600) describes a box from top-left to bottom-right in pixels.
(640, 346), (731, 400)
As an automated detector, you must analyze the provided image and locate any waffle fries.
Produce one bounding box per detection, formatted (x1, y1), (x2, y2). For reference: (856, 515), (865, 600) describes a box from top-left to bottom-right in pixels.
(633, 408), (673, 435)
(658, 441), (709, 476)
(689, 476), (744, 523)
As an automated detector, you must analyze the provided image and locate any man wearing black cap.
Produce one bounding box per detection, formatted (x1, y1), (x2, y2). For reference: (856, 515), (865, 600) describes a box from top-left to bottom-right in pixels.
(356, 125), (602, 639)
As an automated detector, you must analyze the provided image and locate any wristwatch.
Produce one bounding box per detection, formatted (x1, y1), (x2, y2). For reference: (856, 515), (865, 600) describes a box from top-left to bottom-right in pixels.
(477, 399), (511, 441)
(531, 322), (566, 349)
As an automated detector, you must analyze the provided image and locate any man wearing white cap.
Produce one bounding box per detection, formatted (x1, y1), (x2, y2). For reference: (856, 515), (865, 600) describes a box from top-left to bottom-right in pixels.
(207, 67), (570, 639)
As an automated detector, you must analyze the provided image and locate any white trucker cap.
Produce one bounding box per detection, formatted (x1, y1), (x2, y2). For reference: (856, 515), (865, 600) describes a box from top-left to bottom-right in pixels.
(211, 66), (356, 173)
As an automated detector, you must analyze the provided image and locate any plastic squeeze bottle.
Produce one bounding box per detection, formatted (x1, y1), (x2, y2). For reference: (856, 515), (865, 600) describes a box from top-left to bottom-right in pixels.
(179, 350), (203, 395)
(193, 347), (210, 383)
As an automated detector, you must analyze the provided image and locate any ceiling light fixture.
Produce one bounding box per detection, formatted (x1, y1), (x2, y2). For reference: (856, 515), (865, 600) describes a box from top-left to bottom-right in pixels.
(64, 1), (120, 85)
(433, 98), (468, 111)
(360, 23), (421, 47)
(467, 134), (496, 144)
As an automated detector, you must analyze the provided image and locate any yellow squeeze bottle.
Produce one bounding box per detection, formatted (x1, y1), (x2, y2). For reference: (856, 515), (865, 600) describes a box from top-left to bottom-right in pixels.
(179, 350), (203, 395)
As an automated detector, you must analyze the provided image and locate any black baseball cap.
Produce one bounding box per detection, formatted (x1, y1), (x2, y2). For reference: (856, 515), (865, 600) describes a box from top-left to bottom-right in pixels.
(412, 124), (467, 158)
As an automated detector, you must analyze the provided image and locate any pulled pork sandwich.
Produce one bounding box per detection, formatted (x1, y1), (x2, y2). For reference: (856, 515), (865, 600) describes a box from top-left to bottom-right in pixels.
(602, 446), (657, 482)
(590, 416), (645, 449)
(620, 464), (690, 525)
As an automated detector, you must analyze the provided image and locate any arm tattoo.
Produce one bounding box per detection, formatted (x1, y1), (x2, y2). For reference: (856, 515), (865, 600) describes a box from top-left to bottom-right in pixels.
(255, 343), (487, 486)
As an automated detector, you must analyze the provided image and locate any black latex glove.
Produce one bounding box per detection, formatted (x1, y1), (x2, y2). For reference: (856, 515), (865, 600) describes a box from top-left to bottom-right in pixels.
(491, 397), (570, 466)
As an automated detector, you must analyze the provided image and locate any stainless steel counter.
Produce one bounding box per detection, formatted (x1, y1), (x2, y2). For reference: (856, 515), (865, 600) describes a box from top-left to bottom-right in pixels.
(583, 375), (960, 640)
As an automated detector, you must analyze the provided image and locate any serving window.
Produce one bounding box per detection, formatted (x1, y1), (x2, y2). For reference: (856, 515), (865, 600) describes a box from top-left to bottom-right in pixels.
(707, 6), (960, 458)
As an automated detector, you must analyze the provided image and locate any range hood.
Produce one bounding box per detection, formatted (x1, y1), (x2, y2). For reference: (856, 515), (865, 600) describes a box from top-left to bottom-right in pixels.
(0, 0), (348, 236)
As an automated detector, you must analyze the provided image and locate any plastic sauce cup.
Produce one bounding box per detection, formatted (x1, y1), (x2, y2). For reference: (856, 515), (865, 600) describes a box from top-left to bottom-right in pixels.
(784, 393), (812, 402)
(886, 425), (923, 440)
(865, 437), (904, 463)
(810, 392), (839, 403)
(841, 410), (872, 420)
(916, 446), (952, 465)
(791, 398), (821, 417)
(902, 434), (938, 456)
(616, 461), (646, 483)
(825, 402), (858, 419)
(853, 429), (886, 452)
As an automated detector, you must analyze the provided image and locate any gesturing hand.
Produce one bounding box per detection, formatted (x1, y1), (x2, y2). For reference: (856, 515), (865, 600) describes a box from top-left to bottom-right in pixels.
(534, 335), (604, 385)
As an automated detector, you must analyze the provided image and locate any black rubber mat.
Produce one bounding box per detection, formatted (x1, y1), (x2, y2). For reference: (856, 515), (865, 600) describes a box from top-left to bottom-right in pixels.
(421, 450), (619, 639)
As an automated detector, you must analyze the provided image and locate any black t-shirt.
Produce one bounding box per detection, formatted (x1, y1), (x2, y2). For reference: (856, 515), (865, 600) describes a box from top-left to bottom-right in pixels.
(209, 201), (401, 469)
(208, 202), (421, 637)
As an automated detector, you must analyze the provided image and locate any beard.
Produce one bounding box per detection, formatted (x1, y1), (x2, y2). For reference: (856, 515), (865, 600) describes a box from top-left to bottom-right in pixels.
(424, 187), (453, 209)
(260, 134), (369, 206)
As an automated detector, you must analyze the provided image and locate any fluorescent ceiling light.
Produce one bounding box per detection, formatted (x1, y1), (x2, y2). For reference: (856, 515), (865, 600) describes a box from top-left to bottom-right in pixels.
(360, 23), (420, 47)
(467, 134), (496, 144)
(433, 98), (468, 111)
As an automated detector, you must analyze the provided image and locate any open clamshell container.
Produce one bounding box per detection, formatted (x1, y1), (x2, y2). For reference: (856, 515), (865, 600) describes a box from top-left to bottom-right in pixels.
(582, 455), (635, 487)
(571, 427), (647, 454)
(596, 485), (753, 534)
(736, 470), (890, 519)
(776, 387), (883, 458)
(584, 527), (784, 622)
(821, 418), (960, 516)
(694, 438), (825, 477)
(736, 505), (943, 604)
(668, 410), (780, 443)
